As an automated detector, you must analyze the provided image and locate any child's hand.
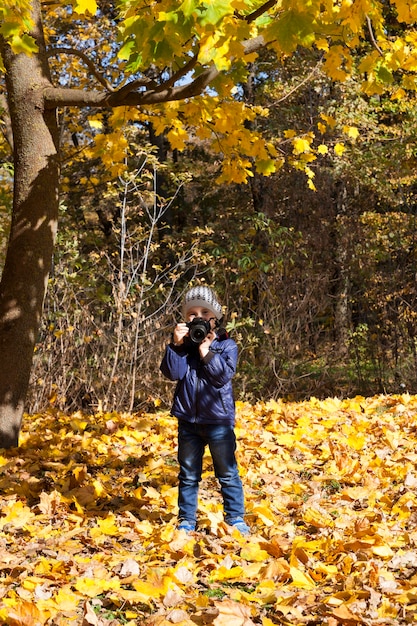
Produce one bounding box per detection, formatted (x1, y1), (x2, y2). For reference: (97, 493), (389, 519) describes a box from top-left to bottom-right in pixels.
(199, 330), (215, 358)
(173, 323), (188, 346)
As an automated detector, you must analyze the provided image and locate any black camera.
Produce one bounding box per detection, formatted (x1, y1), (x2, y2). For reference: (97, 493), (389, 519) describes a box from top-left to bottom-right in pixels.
(186, 318), (212, 344)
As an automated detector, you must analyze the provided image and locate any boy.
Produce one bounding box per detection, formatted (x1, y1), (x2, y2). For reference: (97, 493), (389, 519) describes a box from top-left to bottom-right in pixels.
(160, 285), (250, 535)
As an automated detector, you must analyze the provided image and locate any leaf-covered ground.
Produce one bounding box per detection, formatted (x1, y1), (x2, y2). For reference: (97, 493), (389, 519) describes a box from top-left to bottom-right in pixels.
(1, 395), (417, 625)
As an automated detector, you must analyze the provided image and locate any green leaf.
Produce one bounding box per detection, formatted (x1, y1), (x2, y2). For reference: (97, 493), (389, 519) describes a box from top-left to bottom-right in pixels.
(118, 40), (135, 61)
(10, 34), (38, 56)
(376, 65), (394, 84)
(199, 0), (234, 26)
(266, 10), (316, 53)
(255, 159), (276, 176)
(179, 0), (198, 18)
(125, 52), (144, 73)
(0, 20), (22, 38)
(154, 39), (174, 63)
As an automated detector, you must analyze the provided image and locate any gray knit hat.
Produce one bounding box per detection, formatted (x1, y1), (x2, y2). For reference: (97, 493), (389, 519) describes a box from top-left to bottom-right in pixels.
(183, 286), (223, 320)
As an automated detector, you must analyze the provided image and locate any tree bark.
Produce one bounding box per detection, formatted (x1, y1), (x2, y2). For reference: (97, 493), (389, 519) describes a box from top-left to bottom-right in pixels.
(0, 2), (59, 447)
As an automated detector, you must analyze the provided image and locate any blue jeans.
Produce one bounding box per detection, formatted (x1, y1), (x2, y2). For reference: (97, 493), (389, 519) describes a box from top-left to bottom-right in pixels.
(177, 421), (245, 525)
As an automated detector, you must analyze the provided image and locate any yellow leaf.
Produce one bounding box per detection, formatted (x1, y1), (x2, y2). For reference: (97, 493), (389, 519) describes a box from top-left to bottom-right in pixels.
(211, 566), (245, 581)
(73, 0), (98, 15)
(320, 113), (337, 128)
(290, 566), (316, 589)
(167, 125), (188, 151)
(256, 159), (276, 176)
(93, 513), (119, 536)
(240, 543), (269, 562)
(343, 125), (359, 140)
(292, 137), (312, 154)
(88, 118), (103, 129)
(334, 143), (346, 156)
(341, 486), (370, 500)
(302, 507), (334, 529)
(346, 433), (366, 450)
(74, 577), (118, 596)
(275, 433), (295, 446)
(332, 604), (362, 622)
(196, 594), (210, 608)
(52, 586), (82, 612)
(323, 45), (351, 81)
(93, 479), (106, 497)
(315, 38), (329, 52)
(318, 144), (328, 154)
(0, 500), (34, 529)
(212, 599), (256, 625)
(70, 418), (88, 432)
(372, 545), (394, 558)
(131, 578), (171, 602)
(391, 87), (406, 100)
(4, 600), (46, 624)
(252, 504), (277, 526)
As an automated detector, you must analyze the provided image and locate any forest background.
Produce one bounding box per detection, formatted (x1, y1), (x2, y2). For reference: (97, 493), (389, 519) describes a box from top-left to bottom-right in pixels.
(1, 3), (417, 624)
(1, 0), (417, 417)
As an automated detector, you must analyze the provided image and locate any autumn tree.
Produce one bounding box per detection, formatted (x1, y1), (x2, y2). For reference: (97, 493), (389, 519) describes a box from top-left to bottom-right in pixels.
(0, 0), (416, 447)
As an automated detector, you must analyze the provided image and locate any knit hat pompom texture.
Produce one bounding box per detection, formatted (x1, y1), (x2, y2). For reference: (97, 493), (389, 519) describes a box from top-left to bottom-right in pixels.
(183, 286), (223, 320)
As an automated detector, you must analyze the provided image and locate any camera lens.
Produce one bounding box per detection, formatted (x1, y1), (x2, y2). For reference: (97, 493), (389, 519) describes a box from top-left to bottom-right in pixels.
(189, 324), (207, 343)
(187, 318), (210, 344)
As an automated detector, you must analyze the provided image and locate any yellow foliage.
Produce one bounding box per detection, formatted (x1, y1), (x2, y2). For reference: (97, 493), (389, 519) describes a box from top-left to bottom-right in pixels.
(1, 394), (417, 622)
(292, 137), (312, 154)
(334, 142), (346, 156)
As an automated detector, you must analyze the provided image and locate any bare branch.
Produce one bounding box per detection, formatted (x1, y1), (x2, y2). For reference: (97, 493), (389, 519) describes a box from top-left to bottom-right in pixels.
(270, 57), (323, 106)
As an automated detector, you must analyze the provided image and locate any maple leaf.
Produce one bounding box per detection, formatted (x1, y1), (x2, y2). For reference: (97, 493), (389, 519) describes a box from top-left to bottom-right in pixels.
(4, 600), (46, 626)
(212, 599), (257, 625)
(73, 0), (98, 15)
(0, 499), (34, 529)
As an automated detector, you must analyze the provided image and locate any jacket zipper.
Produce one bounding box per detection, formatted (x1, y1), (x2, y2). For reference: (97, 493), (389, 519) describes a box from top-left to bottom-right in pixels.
(194, 364), (201, 422)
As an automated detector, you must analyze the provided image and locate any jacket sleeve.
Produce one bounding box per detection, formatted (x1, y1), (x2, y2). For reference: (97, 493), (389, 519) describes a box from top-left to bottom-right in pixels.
(202, 338), (238, 388)
(160, 344), (188, 381)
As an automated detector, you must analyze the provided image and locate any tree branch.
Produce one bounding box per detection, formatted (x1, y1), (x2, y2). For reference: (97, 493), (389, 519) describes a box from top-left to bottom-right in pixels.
(43, 35), (268, 109)
(43, 63), (220, 107)
(47, 46), (117, 92)
(270, 57), (323, 105)
(114, 52), (200, 99)
(235, 0), (279, 23)
(366, 15), (383, 56)
(154, 52), (200, 92)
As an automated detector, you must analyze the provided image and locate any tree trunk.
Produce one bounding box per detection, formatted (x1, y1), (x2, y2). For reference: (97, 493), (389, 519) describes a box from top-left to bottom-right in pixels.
(0, 3), (59, 447)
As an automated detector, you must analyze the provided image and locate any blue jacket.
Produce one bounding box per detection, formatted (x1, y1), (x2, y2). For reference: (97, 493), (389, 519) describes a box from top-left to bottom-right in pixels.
(160, 332), (238, 425)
